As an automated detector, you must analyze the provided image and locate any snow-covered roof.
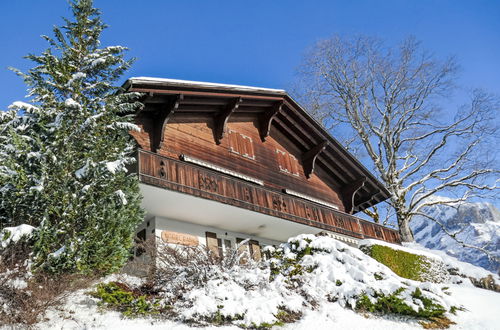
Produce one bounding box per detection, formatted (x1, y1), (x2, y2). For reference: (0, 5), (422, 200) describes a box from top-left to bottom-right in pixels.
(126, 77), (286, 95)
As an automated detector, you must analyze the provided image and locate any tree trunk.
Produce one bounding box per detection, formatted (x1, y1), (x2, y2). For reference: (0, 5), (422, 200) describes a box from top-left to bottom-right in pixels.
(397, 217), (415, 242)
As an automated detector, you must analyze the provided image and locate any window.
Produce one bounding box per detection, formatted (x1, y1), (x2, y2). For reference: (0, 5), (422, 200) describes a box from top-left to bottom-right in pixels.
(135, 229), (146, 257)
(236, 237), (261, 262)
(206, 232), (220, 258)
(228, 130), (255, 160)
(276, 149), (299, 176)
(206, 232), (262, 263)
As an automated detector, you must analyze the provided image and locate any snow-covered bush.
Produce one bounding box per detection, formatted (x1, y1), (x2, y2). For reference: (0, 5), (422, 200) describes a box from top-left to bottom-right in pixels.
(94, 235), (459, 328)
(1, 224), (36, 249)
(0, 225), (36, 291)
(271, 235), (456, 317)
(0, 0), (144, 275)
(0, 224), (95, 326)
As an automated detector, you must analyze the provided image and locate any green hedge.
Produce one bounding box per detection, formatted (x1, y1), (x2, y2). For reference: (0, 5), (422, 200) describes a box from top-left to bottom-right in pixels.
(360, 244), (448, 283)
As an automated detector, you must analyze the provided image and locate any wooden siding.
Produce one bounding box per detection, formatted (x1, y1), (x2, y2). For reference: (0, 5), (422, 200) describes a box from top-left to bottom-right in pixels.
(137, 150), (401, 244)
(134, 112), (347, 212)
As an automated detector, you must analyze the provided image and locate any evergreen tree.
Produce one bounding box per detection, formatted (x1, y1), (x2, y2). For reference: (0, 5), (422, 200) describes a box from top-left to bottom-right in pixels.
(0, 0), (144, 274)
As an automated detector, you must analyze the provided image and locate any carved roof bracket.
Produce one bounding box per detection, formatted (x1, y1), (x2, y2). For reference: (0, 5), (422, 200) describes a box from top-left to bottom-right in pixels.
(259, 100), (283, 142)
(152, 94), (183, 152)
(302, 140), (329, 179)
(353, 191), (380, 214)
(214, 97), (242, 145)
(341, 177), (367, 214)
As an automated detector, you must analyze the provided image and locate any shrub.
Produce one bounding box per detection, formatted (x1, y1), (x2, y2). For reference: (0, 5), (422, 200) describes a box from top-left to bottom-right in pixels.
(360, 244), (449, 283)
(99, 235), (458, 327)
(274, 235), (456, 323)
(91, 282), (162, 317)
(0, 242), (94, 326)
(356, 287), (446, 319)
(98, 239), (280, 326)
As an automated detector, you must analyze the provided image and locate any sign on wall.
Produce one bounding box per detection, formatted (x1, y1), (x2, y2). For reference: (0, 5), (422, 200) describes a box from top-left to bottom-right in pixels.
(161, 230), (199, 246)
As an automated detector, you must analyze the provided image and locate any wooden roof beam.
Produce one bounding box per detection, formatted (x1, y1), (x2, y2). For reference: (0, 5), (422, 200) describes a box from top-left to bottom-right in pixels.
(315, 155), (349, 187)
(214, 97), (243, 145)
(152, 94), (183, 152)
(279, 110), (319, 147)
(273, 117), (347, 184)
(282, 100), (367, 181)
(273, 117), (309, 152)
(259, 100), (283, 142)
(303, 140), (329, 179)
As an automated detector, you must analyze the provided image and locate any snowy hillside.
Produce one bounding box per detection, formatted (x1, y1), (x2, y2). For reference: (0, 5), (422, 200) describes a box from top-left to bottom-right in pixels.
(411, 197), (500, 273)
(33, 235), (500, 330)
(3, 228), (500, 329)
(35, 283), (500, 330)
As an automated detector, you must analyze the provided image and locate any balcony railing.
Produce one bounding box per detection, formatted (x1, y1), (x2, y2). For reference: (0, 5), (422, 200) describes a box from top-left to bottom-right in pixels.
(136, 149), (401, 244)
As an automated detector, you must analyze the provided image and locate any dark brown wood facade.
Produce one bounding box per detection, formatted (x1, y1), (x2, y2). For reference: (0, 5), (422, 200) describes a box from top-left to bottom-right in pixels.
(125, 78), (401, 244)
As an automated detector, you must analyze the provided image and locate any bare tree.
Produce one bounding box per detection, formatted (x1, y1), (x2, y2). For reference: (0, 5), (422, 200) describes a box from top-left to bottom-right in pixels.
(295, 35), (499, 242)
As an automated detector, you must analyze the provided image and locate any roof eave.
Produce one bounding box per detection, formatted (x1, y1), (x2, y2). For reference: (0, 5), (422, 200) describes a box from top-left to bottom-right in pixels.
(123, 77), (392, 211)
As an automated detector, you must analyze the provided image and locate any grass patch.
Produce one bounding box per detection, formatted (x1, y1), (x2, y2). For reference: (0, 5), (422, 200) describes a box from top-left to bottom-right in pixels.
(361, 244), (447, 283)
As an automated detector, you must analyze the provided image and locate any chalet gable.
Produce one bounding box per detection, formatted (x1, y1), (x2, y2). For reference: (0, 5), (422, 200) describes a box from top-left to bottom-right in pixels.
(123, 77), (391, 214)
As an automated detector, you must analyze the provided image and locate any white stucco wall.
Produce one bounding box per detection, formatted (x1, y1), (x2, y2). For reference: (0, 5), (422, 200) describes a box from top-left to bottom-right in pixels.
(150, 216), (281, 248)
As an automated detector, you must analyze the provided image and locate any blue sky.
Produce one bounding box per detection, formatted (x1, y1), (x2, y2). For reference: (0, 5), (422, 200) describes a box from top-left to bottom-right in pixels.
(0, 0), (499, 110)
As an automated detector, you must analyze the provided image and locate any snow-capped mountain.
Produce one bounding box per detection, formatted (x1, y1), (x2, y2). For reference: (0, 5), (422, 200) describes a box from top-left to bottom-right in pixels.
(411, 197), (500, 273)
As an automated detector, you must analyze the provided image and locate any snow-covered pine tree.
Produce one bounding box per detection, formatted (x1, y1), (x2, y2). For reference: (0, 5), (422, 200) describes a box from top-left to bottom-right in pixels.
(0, 104), (47, 227)
(0, 0), (144, 274)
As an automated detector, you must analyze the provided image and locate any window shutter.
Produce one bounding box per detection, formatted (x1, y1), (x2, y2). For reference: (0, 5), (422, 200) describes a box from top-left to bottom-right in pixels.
(276, 149), (287, 172)
(206, 232), (220, 258)
(236, 133), (244, 156)
(249, 240), (261, 261)
(285, 153), (292, 174)
(229, 131), (255, 159)
(228, 130), (239, 154)
(236, 237), (249, 264)
(290, 155), (299, 176)
(241, 135), (249, 157)
(245, 136), (255, 159)
(217, 238), (223, 257)
(276, 149), (300, 176)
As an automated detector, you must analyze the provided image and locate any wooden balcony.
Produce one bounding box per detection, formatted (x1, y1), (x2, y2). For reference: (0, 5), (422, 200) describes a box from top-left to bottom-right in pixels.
(136, 149), (401, 244)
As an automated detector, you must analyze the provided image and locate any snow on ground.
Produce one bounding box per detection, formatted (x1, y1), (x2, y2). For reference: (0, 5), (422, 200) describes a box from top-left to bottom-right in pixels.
(448, 285), (500, 330)
(34, 284), (500, 330)
(37, 290), (420, 330)
(5, 234), (500, 329)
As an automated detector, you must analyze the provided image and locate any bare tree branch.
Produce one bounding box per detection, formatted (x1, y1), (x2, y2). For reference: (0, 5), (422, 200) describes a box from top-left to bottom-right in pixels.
(295, 35), (499, 245)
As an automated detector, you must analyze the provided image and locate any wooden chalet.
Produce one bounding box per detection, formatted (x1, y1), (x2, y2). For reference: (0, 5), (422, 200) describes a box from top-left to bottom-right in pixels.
(124, 77), (401, 259)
